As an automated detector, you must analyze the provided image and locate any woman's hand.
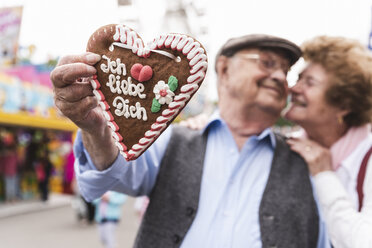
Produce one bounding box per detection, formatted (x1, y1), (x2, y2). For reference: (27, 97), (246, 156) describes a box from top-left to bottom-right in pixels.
(179, 113), (209, 130)
(287, 137), (333, 176)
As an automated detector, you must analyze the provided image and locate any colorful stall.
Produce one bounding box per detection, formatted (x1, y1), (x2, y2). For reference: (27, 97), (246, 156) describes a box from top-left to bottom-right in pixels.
(0, 65), (77, 202)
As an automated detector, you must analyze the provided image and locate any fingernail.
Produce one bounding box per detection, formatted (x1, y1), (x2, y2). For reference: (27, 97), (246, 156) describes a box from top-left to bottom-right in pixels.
(86, 53), (101, 64)
(87, 66), (97, 74)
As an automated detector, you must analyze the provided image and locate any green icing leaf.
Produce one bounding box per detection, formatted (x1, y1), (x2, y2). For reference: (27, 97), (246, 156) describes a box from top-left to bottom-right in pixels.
(168, 75), (178, 92)
(151, 98), (161, 113)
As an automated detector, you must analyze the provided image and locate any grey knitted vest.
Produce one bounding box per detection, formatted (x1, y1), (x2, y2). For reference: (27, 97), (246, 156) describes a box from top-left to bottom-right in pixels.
(134, 126), (319, 248)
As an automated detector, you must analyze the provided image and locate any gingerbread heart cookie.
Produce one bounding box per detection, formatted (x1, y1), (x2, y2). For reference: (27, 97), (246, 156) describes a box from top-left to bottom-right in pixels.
(87, 24), (208, 161)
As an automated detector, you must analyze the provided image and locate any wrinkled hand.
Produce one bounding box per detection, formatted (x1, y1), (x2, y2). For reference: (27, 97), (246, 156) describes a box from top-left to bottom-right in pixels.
(179, 113), (209, 130)
(51, 53), (118, 170)
(50, 52), (104, 134)
(287, 137), (332, 176)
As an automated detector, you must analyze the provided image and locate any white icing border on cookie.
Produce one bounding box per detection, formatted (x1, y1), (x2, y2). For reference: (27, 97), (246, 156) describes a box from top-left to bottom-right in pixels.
(90, 24), (208, 161)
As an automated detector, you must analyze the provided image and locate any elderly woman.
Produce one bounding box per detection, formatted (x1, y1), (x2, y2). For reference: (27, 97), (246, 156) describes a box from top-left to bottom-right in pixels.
(285, 36), (372, 248)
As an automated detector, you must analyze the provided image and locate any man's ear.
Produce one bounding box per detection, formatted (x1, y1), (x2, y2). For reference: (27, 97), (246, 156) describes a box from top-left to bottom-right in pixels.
(216, 56), (229, 80)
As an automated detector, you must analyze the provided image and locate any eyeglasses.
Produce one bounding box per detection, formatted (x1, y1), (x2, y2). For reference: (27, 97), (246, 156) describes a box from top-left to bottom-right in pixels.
(234, 53), (290, 74)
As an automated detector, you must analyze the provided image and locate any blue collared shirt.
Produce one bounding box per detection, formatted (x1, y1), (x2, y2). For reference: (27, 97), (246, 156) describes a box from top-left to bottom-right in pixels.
(74, 112), (330, 248)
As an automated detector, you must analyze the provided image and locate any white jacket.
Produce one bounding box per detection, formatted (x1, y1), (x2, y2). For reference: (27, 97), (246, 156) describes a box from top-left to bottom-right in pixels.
(314, 134), (372, 248)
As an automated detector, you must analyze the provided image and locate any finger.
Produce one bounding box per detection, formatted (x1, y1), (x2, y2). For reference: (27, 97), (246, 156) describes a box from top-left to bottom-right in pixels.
(287, 137), (311, 148)
(179, 120), (187, 127)
(195, 118), (204, 129)
(289, 144), (302, 155)
(286, 138), (299, 146)
(55, 81), (93, 102)
(287, 136), (299, 141)
(188, 119), (196, 130)
(55, 96), (98, 123)
(290, 146), (308, 162)
(286, 139), (305, 155)
(57, 52), (101, 66)
(51, 63), (96, 88)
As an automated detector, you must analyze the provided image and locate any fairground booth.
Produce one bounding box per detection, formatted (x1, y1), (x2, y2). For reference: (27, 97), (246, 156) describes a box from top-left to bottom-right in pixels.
(0, 6), (77, 203)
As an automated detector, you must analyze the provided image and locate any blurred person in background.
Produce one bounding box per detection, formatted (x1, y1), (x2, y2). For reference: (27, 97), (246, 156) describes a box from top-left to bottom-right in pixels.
(51, 34), (331, 247)
(133, 196), (149, 223)
(34, 149), (53, 202)
(93, 191), (127, 248)
(83, 194), (96, 224)
(285, 36), (372, 248)
(71, 176), (96, 224)
(0, 131), (18, 203)
(63, 146), (75, 194)
(29, 131), (53, 202)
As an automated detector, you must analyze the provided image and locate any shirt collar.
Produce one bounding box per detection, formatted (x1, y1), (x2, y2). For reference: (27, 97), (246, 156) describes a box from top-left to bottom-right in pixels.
(258, 128), (276, 148)
(201, 110), (276, 148)
(201, 110), (223, 134)
(339, 132), (372, 178)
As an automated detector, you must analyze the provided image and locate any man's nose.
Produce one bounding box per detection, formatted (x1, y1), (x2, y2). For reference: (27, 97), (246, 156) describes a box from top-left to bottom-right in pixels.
(269, 69), (288, 92)
(289, 80), (303, 93)
(270, 68), (287, 82)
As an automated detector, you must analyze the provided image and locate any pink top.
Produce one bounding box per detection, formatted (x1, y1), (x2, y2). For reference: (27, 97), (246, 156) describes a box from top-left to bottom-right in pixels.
(330, 124), (371, 170)
(1, 152), (18, 176)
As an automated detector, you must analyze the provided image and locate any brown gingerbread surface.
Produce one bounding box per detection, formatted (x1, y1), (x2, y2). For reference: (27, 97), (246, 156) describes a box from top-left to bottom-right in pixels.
(86, 24), (207, 160)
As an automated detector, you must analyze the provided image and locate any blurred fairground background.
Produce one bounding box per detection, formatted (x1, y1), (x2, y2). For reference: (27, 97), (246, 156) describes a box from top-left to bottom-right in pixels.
(0, 0), (371, 247)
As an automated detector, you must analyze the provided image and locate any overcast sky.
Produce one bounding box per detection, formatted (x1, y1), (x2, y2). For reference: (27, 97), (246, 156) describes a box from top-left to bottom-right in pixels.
(1, 0), (370, 58)
(1, 0), (372, 97)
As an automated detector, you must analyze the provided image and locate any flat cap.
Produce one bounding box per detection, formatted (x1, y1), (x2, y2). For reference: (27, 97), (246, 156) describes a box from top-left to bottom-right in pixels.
(216, 34), (302, 67)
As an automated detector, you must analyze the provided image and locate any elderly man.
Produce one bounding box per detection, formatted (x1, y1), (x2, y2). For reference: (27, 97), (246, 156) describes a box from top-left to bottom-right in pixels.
(51, 34), (330, 248)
